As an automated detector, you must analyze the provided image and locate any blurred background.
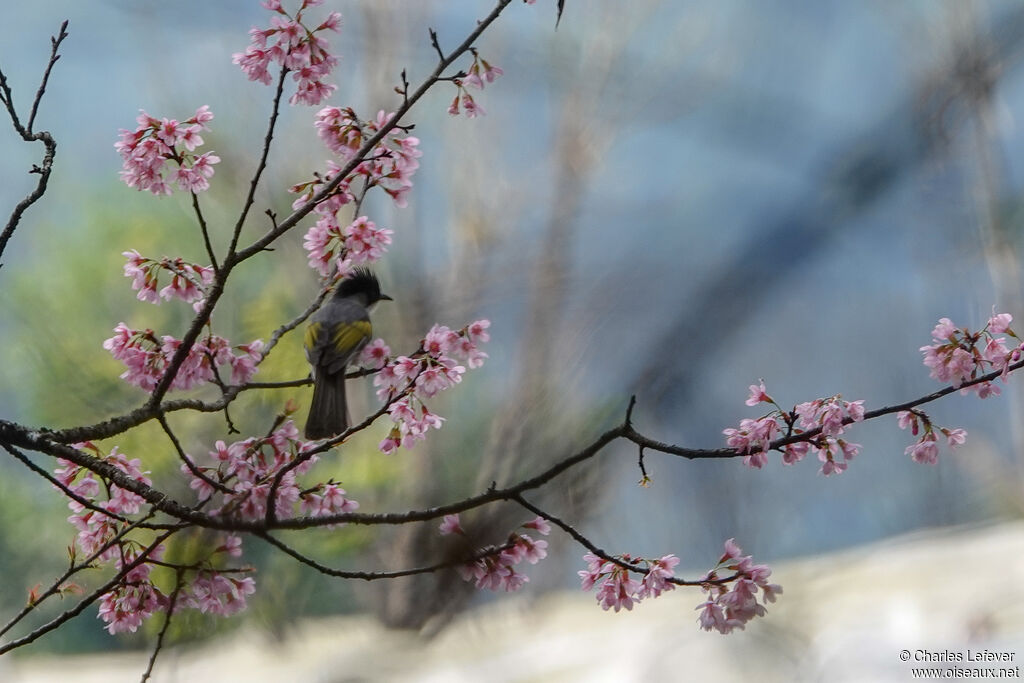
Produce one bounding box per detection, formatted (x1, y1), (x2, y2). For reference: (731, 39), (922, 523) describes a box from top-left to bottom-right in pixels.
(2, 0), (1024, 680)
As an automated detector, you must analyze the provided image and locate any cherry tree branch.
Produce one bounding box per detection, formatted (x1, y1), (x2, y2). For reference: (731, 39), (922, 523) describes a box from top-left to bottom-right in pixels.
(190, 191), (219, 273)
(4, 353), (1024, 537)
(226, 66), (289, 259)
(257, 531), (516, 580)
(0, 20), (67, 268)
(512, 493), (733, 587)
(26, 21), (68, 133)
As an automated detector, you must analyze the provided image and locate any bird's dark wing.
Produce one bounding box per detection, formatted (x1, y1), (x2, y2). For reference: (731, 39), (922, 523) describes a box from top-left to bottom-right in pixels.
(304, 301), (372, 376)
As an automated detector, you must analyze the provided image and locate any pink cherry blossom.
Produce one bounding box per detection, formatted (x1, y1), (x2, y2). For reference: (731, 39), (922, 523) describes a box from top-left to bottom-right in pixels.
(640, 554), (679, 599)
(595, 567), (643, 612)
(186, 573), (256, 616)
(358, 338), (391, 369)
(306, 107), (422, 212)
(235, 6), (340, 106)
(97, 580), (162, 634)
(461, 92), (485, 118)
(523, 516), (551, 535)
(371, 322), (490, 454)
(944, 428), (967, 448)
(905, 435), (939, 465)
(745, 380), (771, 406)
(897, 410), (920, 435)
(698, 539), (781, 634)
(988, 312), (1013, 334)
(115, 108), (219, 196)
(439, 514), (464, 536)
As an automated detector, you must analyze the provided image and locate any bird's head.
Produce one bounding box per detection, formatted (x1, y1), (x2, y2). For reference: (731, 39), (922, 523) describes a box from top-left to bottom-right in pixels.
(334, 268), (392, 307)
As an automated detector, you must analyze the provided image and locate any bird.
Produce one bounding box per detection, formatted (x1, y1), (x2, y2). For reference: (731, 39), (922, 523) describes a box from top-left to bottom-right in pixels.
(303, 269), (391, 439)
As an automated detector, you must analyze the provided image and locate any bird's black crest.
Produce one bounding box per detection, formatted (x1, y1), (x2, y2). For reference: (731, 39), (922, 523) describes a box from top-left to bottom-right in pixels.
(335, 268), (383, 301)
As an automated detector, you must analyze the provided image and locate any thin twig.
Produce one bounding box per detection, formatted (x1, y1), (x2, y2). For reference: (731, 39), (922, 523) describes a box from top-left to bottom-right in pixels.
(512, 494), (728, 587)
(260, 284), (334, 358)
(157, 414), (233, 495)
(0, 21), (66, 266)
(27, 20), (70, 134)
(227, 66), (289, 258)
(139, 569), (185, 683)
(190, 192), (220, 273)
(257, 531), (515, 580)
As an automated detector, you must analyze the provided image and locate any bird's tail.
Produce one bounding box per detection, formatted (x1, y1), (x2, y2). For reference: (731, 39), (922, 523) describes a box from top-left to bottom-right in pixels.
(304, 370), (348, 440)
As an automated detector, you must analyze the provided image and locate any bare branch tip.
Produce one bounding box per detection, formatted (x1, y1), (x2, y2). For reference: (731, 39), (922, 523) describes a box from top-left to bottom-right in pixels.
(625, 394), (637, 425)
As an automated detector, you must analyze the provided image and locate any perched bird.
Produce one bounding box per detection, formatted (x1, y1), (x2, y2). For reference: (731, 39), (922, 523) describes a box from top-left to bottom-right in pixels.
(304, 269), (391, 439)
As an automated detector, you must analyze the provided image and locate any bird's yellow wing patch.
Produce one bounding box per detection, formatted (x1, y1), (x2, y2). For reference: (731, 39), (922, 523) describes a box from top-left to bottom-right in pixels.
(332, 320), (372, 354)
(304, 321), (321, 353)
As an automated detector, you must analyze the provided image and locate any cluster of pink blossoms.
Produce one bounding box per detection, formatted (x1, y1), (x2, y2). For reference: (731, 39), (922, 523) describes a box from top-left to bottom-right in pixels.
(441, 514), (550, 592)
(896, 410), (967, 465)
(578, 552), (680, 613)
(122, 250), (214, 312)
(300, 107), (422, 209)
(696, 538), (782, 634)
(115, 106), (219, 196)
(725, 381), (865, 475)
(448, 49), (503, 118)
(56, 445), (151, 560)
(920, 312), (1021, 398)
(103, 323), (264, 391)
(181, 419), (357, 522)
(302, 214), (393, 278)
(233, 0), (341, 106)
(96, 541), (254, 633)
(368, 320), (490, 454)
(95, 547), (165, 635)
(55, 444), (253, 634)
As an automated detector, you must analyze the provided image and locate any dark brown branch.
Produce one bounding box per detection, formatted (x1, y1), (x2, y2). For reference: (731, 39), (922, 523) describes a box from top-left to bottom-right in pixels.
(0, 130), (56, 266)
(257, 531), (515, 580)
(41, 368), (371, 445)
(7, 353), (1024, 536)
(429, 28), (446, 63)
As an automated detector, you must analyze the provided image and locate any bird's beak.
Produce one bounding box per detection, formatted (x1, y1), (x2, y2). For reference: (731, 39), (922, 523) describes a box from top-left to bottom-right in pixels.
(380, 294), (394, 302)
